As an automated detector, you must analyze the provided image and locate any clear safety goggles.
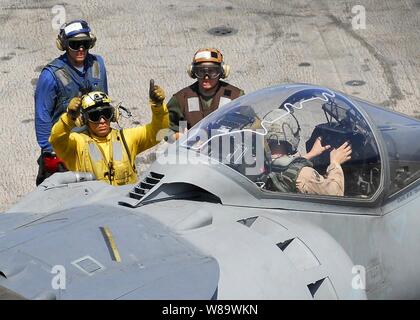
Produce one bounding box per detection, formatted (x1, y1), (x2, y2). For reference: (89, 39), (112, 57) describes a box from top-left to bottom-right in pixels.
(192, 65), (222, 79)
(86, 107), (113, 123)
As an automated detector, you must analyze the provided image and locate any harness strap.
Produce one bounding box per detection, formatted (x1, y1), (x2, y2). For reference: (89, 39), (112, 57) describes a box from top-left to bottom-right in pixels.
(120, 129), (137, 173)
(54, 69), (71, 87)
(268, 157), (313, 192)
(92, 60), (100, 78)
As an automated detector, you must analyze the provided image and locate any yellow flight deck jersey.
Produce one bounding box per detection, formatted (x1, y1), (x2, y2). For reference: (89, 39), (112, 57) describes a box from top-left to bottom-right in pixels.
(50, 103), (169, 186)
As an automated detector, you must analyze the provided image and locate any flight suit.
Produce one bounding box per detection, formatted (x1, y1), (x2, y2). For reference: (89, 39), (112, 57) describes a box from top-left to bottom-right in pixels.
(296, 163), (345, 196)
(168, 81), (244, 131)
(266, 157), (345, 196)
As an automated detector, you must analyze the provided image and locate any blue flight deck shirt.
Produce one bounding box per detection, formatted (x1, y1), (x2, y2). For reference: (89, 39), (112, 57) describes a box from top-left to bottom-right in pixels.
(35, 53), (108, 152)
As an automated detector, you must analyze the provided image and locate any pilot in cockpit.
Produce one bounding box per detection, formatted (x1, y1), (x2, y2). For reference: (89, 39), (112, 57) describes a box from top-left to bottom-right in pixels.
(263, 111), (352, 196)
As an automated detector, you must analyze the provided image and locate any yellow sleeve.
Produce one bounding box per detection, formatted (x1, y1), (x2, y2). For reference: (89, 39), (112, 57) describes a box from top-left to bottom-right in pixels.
(123, 102), (169, 157)
(49, 113), (80, 170)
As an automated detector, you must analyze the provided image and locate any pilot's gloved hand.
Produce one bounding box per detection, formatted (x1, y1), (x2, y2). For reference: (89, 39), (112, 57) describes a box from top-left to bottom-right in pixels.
(304, 136), (331, 160)
(149, 79), (165, 107)
(330, 141), (352, 166)
(67, 97), (82, 121)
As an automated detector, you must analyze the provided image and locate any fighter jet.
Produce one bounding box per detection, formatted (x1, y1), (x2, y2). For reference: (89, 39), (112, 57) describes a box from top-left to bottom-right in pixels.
(1, 84), (419, 299)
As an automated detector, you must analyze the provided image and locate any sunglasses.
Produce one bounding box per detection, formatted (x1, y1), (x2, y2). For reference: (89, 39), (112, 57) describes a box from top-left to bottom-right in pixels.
(68, 39), (92, 51)
(192, 66), (222, 79)
(86, 107), (114, 123)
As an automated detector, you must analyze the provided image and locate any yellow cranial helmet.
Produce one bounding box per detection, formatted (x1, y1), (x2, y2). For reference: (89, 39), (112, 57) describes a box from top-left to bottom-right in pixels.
(81, 91), (111, 112)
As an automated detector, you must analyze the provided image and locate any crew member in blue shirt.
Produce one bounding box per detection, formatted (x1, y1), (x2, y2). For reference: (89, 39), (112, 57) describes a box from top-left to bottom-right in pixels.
(34, 19), (108, 185)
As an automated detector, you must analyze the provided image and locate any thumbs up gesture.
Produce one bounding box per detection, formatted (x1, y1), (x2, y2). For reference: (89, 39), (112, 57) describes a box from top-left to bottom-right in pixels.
(149, 79), (165, 107)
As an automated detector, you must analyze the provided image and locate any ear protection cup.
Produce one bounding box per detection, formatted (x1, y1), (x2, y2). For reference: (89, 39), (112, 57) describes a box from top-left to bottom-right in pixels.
(56, 22), (69, 51)
(56, 24), (67, 51)
(89, 32), (97, 49)
(56, 35), (65, 51)
(221, 63), (230, 79)
(112, 106), (119, 123)
(187, 64), (196, 79)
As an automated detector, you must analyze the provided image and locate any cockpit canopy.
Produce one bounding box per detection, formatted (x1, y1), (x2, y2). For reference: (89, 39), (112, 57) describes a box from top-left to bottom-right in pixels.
(180, 84), (420, 201)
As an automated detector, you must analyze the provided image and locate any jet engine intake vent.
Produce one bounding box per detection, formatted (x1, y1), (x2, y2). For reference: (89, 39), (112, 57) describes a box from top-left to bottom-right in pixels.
(128, 172), (165, 200)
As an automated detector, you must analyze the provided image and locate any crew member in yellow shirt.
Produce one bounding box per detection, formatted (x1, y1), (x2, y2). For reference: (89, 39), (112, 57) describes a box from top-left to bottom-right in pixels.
(49, 81), (168, 185)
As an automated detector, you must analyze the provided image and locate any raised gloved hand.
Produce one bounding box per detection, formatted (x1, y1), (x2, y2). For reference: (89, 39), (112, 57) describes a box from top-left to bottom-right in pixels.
(330, 141), (352, 166)
(67, 97), (82, 120)
(304, 136), (331, 160)
(149, 79), (165, 107)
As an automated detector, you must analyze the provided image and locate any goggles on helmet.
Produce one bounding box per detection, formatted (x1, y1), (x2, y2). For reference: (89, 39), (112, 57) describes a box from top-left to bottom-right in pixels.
(68, 39), (92, 51)
(86, 107), (113, 123)
(192, 65), (222, 79)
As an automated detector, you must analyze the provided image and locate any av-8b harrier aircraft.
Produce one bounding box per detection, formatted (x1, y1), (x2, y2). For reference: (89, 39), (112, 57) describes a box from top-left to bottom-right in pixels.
(1, 84), (419, 299)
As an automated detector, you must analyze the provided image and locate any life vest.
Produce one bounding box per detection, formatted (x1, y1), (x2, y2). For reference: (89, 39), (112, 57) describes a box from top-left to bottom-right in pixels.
(267, 157), (313, 192)
(174, 81), (242, 128)
(79, 129), (137, 186)
(44, 53), (107, 124)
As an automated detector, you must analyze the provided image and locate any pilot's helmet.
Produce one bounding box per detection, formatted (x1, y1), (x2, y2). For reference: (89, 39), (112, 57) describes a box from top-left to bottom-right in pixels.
(264, 109), (301, 155)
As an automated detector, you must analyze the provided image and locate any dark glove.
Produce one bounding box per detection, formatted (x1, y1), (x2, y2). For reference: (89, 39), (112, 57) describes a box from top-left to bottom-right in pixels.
(42, 151), (66, 173)
(67, 97), (82, 120)
(149, 79), (165, 107)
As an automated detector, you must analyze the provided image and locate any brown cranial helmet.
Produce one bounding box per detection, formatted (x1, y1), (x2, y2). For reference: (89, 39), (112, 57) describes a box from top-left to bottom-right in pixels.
(187, 48), (231, 79)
